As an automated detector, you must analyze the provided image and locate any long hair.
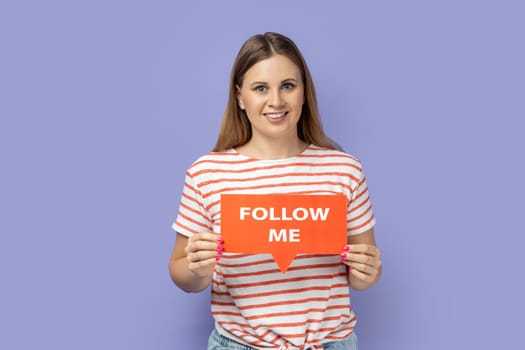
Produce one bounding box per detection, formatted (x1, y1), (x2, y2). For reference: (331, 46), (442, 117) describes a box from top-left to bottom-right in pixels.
(213, 32), (341, 152)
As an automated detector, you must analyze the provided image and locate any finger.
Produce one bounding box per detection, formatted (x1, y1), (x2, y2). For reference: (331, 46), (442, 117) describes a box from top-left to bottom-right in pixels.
(345, 253), (379, 267)
(188, 249), (219, 264)
(188, 256), (216, 271)
(189, 240), (220, 254)
(193, 232), (223, 244)
(345, 244), (380, 257)
(187, 235), (222, 254)
(349, 264), (378, 284)
(348, 261), (379, 275)
(346, 244), (379, 256)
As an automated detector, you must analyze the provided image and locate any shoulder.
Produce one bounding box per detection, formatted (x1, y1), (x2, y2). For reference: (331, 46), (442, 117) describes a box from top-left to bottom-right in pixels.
(304, 145), (364, 170)
(185, 149), (252, 177)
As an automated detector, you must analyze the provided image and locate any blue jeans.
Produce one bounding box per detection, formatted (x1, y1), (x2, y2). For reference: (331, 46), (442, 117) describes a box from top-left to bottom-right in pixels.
(207, 329), (358, 350)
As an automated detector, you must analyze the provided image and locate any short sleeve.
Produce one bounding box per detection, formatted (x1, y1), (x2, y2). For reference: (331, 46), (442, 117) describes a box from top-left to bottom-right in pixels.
(172, 171), (213, 237)
(347, 169), (376, 235)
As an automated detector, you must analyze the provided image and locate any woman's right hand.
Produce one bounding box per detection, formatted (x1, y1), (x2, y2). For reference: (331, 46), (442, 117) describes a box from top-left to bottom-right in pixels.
(184, 232), (224, 278)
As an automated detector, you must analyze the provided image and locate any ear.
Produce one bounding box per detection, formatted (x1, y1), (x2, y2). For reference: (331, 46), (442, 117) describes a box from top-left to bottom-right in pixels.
(236, 84), (245, 110)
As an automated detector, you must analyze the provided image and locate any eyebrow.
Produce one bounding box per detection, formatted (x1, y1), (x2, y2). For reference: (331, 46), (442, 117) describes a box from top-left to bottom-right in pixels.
(249, 78), (299, 87)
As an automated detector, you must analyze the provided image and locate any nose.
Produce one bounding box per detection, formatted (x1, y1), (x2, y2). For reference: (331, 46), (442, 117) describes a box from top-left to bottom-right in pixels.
(269, 89), (284, 107)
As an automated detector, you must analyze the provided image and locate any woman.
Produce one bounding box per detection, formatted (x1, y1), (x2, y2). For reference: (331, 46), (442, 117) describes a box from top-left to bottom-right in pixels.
(169, 32), (382, 350)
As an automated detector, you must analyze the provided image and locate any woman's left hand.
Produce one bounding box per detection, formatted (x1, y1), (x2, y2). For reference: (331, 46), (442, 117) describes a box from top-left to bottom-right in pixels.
(340, 243), (382, 290)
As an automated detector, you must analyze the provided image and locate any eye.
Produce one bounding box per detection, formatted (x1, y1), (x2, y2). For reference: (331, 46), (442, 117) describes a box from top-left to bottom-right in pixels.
(254, 85), (267, 92)
(282, 82), (295, 90)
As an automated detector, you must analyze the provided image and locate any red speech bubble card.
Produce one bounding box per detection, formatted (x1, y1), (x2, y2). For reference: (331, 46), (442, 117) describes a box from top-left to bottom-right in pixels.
(220, 194), (347, 273)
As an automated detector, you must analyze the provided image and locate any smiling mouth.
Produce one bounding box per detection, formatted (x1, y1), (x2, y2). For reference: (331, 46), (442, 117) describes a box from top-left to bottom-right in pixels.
(264, 112), (288, 119)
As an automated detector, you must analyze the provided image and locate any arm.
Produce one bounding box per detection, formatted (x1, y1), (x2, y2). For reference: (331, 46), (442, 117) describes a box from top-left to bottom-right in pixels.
(168, 232), (223, 293)
(340, 227), (382, 291)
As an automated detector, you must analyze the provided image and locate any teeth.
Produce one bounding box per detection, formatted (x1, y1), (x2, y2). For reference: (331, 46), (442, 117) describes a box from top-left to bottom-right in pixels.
(265, 112), (286, 119)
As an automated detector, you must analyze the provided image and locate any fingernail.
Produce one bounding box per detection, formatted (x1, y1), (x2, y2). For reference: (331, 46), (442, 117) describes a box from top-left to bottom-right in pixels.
(343, 246), (350, 252)
(349, 266), (353, 271)
(217, 236), (223, 243)
(215, 256), (221, 262)
(217, 243), (224, 251)
(340, 253), (347, 260)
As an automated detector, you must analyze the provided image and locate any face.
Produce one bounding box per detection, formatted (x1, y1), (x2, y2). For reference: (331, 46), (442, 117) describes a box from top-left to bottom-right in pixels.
(237, 54), (304, 143)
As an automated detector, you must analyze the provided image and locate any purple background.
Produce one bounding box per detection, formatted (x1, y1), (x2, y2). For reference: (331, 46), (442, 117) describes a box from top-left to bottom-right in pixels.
(1, 0), (524, 349)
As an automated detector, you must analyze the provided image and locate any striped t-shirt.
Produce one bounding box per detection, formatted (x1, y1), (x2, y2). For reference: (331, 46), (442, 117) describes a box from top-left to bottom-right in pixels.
(173, 145), (375, 349)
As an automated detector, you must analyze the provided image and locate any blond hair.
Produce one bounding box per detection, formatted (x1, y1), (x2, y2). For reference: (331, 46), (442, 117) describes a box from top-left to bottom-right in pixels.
(213, 32), (340, 152)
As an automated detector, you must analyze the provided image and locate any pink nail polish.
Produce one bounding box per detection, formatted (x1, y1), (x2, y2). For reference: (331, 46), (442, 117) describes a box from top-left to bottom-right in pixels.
(340, 253), (346, 260)
(215, 256), (221, 262)
(217, 243), (224, 251)
(343, 246), (350, 252)
(217, 236), (223, 243)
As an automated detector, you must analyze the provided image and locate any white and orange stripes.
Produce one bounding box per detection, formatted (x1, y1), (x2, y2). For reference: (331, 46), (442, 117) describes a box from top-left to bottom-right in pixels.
(173, 145), (375, 349)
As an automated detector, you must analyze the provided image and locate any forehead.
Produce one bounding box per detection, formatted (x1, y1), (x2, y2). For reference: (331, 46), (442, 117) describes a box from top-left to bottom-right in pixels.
(243, 54), (302, 83)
